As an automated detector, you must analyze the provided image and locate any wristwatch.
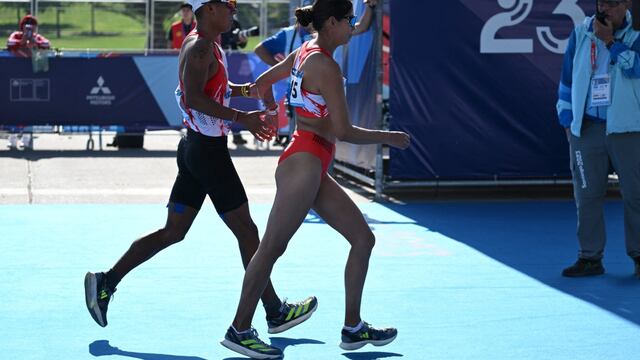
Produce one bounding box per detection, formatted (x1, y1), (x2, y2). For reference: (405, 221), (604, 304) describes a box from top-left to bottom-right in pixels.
(606, 39), (616, 50)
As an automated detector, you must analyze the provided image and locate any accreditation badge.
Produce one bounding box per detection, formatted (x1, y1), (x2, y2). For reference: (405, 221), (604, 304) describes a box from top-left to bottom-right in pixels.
(590, 74), (611, 107)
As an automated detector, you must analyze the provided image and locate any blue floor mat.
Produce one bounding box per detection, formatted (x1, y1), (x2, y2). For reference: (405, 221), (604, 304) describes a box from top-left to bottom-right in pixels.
(1, 201), (638, 359)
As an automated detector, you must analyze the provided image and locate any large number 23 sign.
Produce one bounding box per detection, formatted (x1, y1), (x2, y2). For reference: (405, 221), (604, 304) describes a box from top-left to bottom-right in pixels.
(481, 0), (585, 54)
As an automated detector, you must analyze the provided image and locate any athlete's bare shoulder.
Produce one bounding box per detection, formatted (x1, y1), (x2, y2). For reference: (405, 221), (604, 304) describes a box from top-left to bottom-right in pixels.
(184, 36), (214, 63)
(304, 51), (339, 76)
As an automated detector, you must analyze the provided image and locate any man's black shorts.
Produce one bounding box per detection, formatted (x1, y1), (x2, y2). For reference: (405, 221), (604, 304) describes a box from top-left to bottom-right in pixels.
(169, 129), (248, 214)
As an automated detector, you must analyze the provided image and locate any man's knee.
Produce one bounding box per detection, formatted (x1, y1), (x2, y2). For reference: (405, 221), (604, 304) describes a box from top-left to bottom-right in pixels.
(225, 211), (258, 238)
(223, 202), (253, 226)
(159, 226), (188, 245)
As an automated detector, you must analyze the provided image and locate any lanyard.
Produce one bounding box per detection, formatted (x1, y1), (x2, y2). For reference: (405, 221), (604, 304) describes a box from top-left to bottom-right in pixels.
(288, 28), (298, 55)
(591, 40), (597, 73)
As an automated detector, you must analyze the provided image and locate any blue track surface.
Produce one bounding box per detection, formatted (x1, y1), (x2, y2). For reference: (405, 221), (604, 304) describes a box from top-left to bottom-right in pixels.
(1, 201), (638, 359)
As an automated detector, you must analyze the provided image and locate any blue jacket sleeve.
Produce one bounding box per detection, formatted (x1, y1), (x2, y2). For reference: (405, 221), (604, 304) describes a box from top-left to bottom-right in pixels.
(609, 35), (640, 78)
(261, 29), (287, 56)
(557, 29), (576, 128)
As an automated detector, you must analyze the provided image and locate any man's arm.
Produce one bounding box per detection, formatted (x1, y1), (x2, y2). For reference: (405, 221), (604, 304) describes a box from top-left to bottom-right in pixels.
(7, 32), (21, 51)
(255, 43), (278, 66)
(228, 82), (253, 98)
(609, 36), (640, 78)
(182, 39), (273, 140)
(254, 29), (287, 66)
(182, 40), (236, 118)
(36, 34), (50, 49)
(557, 29), (577, 131)
(352, 0), (377, 36)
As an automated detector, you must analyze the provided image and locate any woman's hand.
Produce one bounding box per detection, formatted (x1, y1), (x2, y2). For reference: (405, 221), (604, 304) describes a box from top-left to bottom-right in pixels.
(386, 131), (410, 149)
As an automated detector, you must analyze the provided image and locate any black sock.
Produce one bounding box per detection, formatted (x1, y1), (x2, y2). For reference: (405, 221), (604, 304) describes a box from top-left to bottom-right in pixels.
(104, 270), (119, 292)
(264, 300), (282, 318)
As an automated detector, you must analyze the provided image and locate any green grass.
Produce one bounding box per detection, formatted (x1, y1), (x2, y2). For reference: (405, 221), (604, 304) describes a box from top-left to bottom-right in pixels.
(2, 3), (146, 50)
(1, 3), (267, 51)
(51, 34), (147, 50)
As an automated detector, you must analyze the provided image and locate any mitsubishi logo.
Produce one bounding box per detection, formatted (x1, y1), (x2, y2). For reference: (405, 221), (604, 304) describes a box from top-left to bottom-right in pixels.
(86, 76), (116, 106)
(90, 76), (112, 95)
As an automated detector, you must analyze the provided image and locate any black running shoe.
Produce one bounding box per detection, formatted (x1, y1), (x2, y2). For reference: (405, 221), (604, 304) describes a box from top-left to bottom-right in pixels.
(339, 321), (398, 351)
(561, 258), (605, 277)
(634, 257), (640, 279)
(84, 272), (115, 327)
(266, 296), (318, 334)
(220, 326), (283, 359)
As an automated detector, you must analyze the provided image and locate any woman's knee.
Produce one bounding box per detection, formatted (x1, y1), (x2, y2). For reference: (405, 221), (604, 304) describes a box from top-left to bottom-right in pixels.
(352, 231), (375, 252)
(260, 239), (289, 261)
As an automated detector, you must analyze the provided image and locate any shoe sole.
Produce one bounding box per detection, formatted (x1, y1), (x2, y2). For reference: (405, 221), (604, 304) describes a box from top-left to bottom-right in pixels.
(84, 272), (107, 327)
(561, 269), (605, 277)
(220, 338), (282, 359)
(267, 301), (318, 334)
(339, 333), (398, 351)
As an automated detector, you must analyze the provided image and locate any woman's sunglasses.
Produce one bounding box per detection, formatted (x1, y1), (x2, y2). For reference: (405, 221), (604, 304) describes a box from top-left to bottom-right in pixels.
(344, 15), (356, 28)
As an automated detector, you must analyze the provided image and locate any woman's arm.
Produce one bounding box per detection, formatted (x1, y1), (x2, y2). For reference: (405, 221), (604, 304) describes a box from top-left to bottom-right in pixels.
(316, 56), (409, 149)
(253, 48), (299, 109)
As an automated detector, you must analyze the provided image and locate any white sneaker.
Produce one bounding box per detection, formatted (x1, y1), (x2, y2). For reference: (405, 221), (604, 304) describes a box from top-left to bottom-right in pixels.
(8, 134), (18, 149)
(21, 134), (32, 149)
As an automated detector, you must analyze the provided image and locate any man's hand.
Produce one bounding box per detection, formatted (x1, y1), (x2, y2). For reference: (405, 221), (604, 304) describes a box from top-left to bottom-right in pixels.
(386, 131), (410, 149)
(594, 17), (615, 44)
(236, 110), (276, 142)
(238, 34), (248, 47)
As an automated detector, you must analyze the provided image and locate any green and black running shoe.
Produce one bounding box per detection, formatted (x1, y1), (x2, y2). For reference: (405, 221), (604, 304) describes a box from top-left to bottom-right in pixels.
(339, 321), (398, 351)
(84, 272), (115, 327)
(220, 326), (283, 359)
(266, 296), (318, 334)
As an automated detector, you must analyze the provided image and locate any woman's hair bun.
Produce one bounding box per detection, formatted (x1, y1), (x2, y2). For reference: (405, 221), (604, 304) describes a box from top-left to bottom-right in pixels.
(295, 6), (314, 27)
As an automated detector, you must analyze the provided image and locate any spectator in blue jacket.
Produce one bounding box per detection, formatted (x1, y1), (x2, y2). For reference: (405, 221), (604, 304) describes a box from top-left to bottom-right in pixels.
(557, 0), (640, 278)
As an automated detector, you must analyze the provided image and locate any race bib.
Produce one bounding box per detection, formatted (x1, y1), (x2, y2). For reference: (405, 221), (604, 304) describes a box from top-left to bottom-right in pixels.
(590, 74), (611, 107)
(289, 69), (305, 107)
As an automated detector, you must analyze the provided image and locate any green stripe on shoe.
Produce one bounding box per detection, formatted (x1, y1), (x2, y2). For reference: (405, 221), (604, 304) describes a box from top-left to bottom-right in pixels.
(285, 308), (295, 321)
(303, 302), (310, 313)
(249, 344), (268, 350)
(295, 305), (303, 317)
(241, 339), (257, 346)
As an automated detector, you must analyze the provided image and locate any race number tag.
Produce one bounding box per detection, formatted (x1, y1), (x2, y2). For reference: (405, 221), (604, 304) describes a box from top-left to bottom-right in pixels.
(590, 74), (611, 107)
(289, 69), (305, 108)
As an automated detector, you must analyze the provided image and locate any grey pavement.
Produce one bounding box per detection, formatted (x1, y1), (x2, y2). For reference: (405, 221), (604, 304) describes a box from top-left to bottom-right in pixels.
(0, 131), (371, 205)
